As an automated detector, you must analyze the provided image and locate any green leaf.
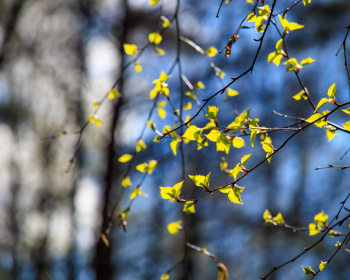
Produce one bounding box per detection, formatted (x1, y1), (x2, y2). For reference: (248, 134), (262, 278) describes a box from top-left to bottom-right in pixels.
(158, 108), (166, 119)
(150, 0), (160, 6)
(118, 154), (133, 163)
(149, 32), (162, 45)
(227, 185), (245, 204)
(303, 0), (312, 5)
(123, 44), (138, 57)
(326, 129), (337, 141)
(319, 261), (327, 271)
(261, 141), (274, 153)
(160, 16), (172, 28)
(121, 176), (132, 187)
(305, 113), (327, 128)
(130, 187), (147, 200)
(206, 130), (221, 142)
(283, 58), (298, 66)
(160, 181), (184, 201)
(343, 121), (350, 131)
(273, 212), (285, 224)
(203, 120), (217, 130)
(314, 211), (328, 227)
(88, 115), (103, 126)
(302, 266), (315, 276)
(194, 81), (205, 89)
(293, 90), (308, 100)
(136, 139), (147, 152)
(170, 139), (179, 155)
(250, 129), (257, 147)
(220, 157), (228, 170)
(228, 163), (242, 180)
(206, 106), (219, 120)
(314, 98), (329, 112)
(263, 209), (272, 220)
(300, 57), (316, 66)
(309, 223), (321, 236)
(276, 39), (283, 52)
(268, 51), (283, 66)
(327, 82), (337, 98)
(167, 220), (182, 234)
(136, 163), (148, 173)
(241, 154), (251, 166)
(189, 172), (211, 191)
(216, 135), (231, 154)
(183, 125), (201, 141)
(183, 201), (196, 214)
(342, 107), (350, 114)
(160, 273), (169, 280)
(288, 22), (304, 31)
(232, 137), (245, 148)
(226, 88), (239, 96)
(206, 46), (218, 57)
(134, 62), (142, 72)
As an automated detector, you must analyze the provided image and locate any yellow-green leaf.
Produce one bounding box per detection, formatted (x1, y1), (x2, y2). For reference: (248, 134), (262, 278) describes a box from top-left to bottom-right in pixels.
(206, 46), (218, 57)
(303, 0), (312, 5)
(293, 90), (308, 100)
(183, 125), (201, 141)
(135, 62), (142, 72)
(319, 261), (327, 271)
(309, 223), (321, 236)
(206, 130), (221, 142)
(167, 220), (182, 234)
(158, 108), (166, 119)
(342, 107), (350, 114)
(314, 98), (329, 112)
(273, 212), (285, 224)
(232, 137), (245, 148)
(263, 209), (272, 220)
(154, 47), (165, 56)
(302, 266), (315, 276)
(160, 273), (169, 280)
(160, 16), (172, 28)
(300, 57), (315, 66)
(326, 129), (337, 141)
(109, 88), (122, 99)
(194, 81), (205, 89)
(170, 139), (179, 156)
(136, 139), (147, 152)
(261, 141), (274, 153)
(343, 121), (350, 131)
(149, 32), (162, 45)
(183, 201), (196, 214)
(118, 154), (133, 163)
(150, 0), (160, 6)
(92, 101), (99, 109)
(121, 176), (132, 187)
(227, 185), (245, 204)
(123, 44), (138, 57)
(241, 154), (251, 166)
(226, 88), (239, 96)
(327, 82), (337, 98)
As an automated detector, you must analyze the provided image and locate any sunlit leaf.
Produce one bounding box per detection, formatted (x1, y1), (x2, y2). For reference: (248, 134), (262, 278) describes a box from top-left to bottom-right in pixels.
(302, 266), (315, 276)
(121, 176), (132, 187)
(160, 16), (172, 28)
(232, 137), (245, 148)
(136, 139), (147, 152)
(319, 261), (327, 271)
(183, 201), (196, 214)
(167, 220), (182, 234)
(314, 98), (329, 112)
(226, 88), (239, 96)
(149, 32), (162, 45)
(300, 57), (315, 66)
(206, 46), (218, 57)
(227, 185), (245, 204)
(118, 154), (133, 163)
(327, 82), (337, 98)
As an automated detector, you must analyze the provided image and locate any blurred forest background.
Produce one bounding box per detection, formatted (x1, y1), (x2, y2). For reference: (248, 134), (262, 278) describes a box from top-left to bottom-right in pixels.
(0, 0), (350, 279)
